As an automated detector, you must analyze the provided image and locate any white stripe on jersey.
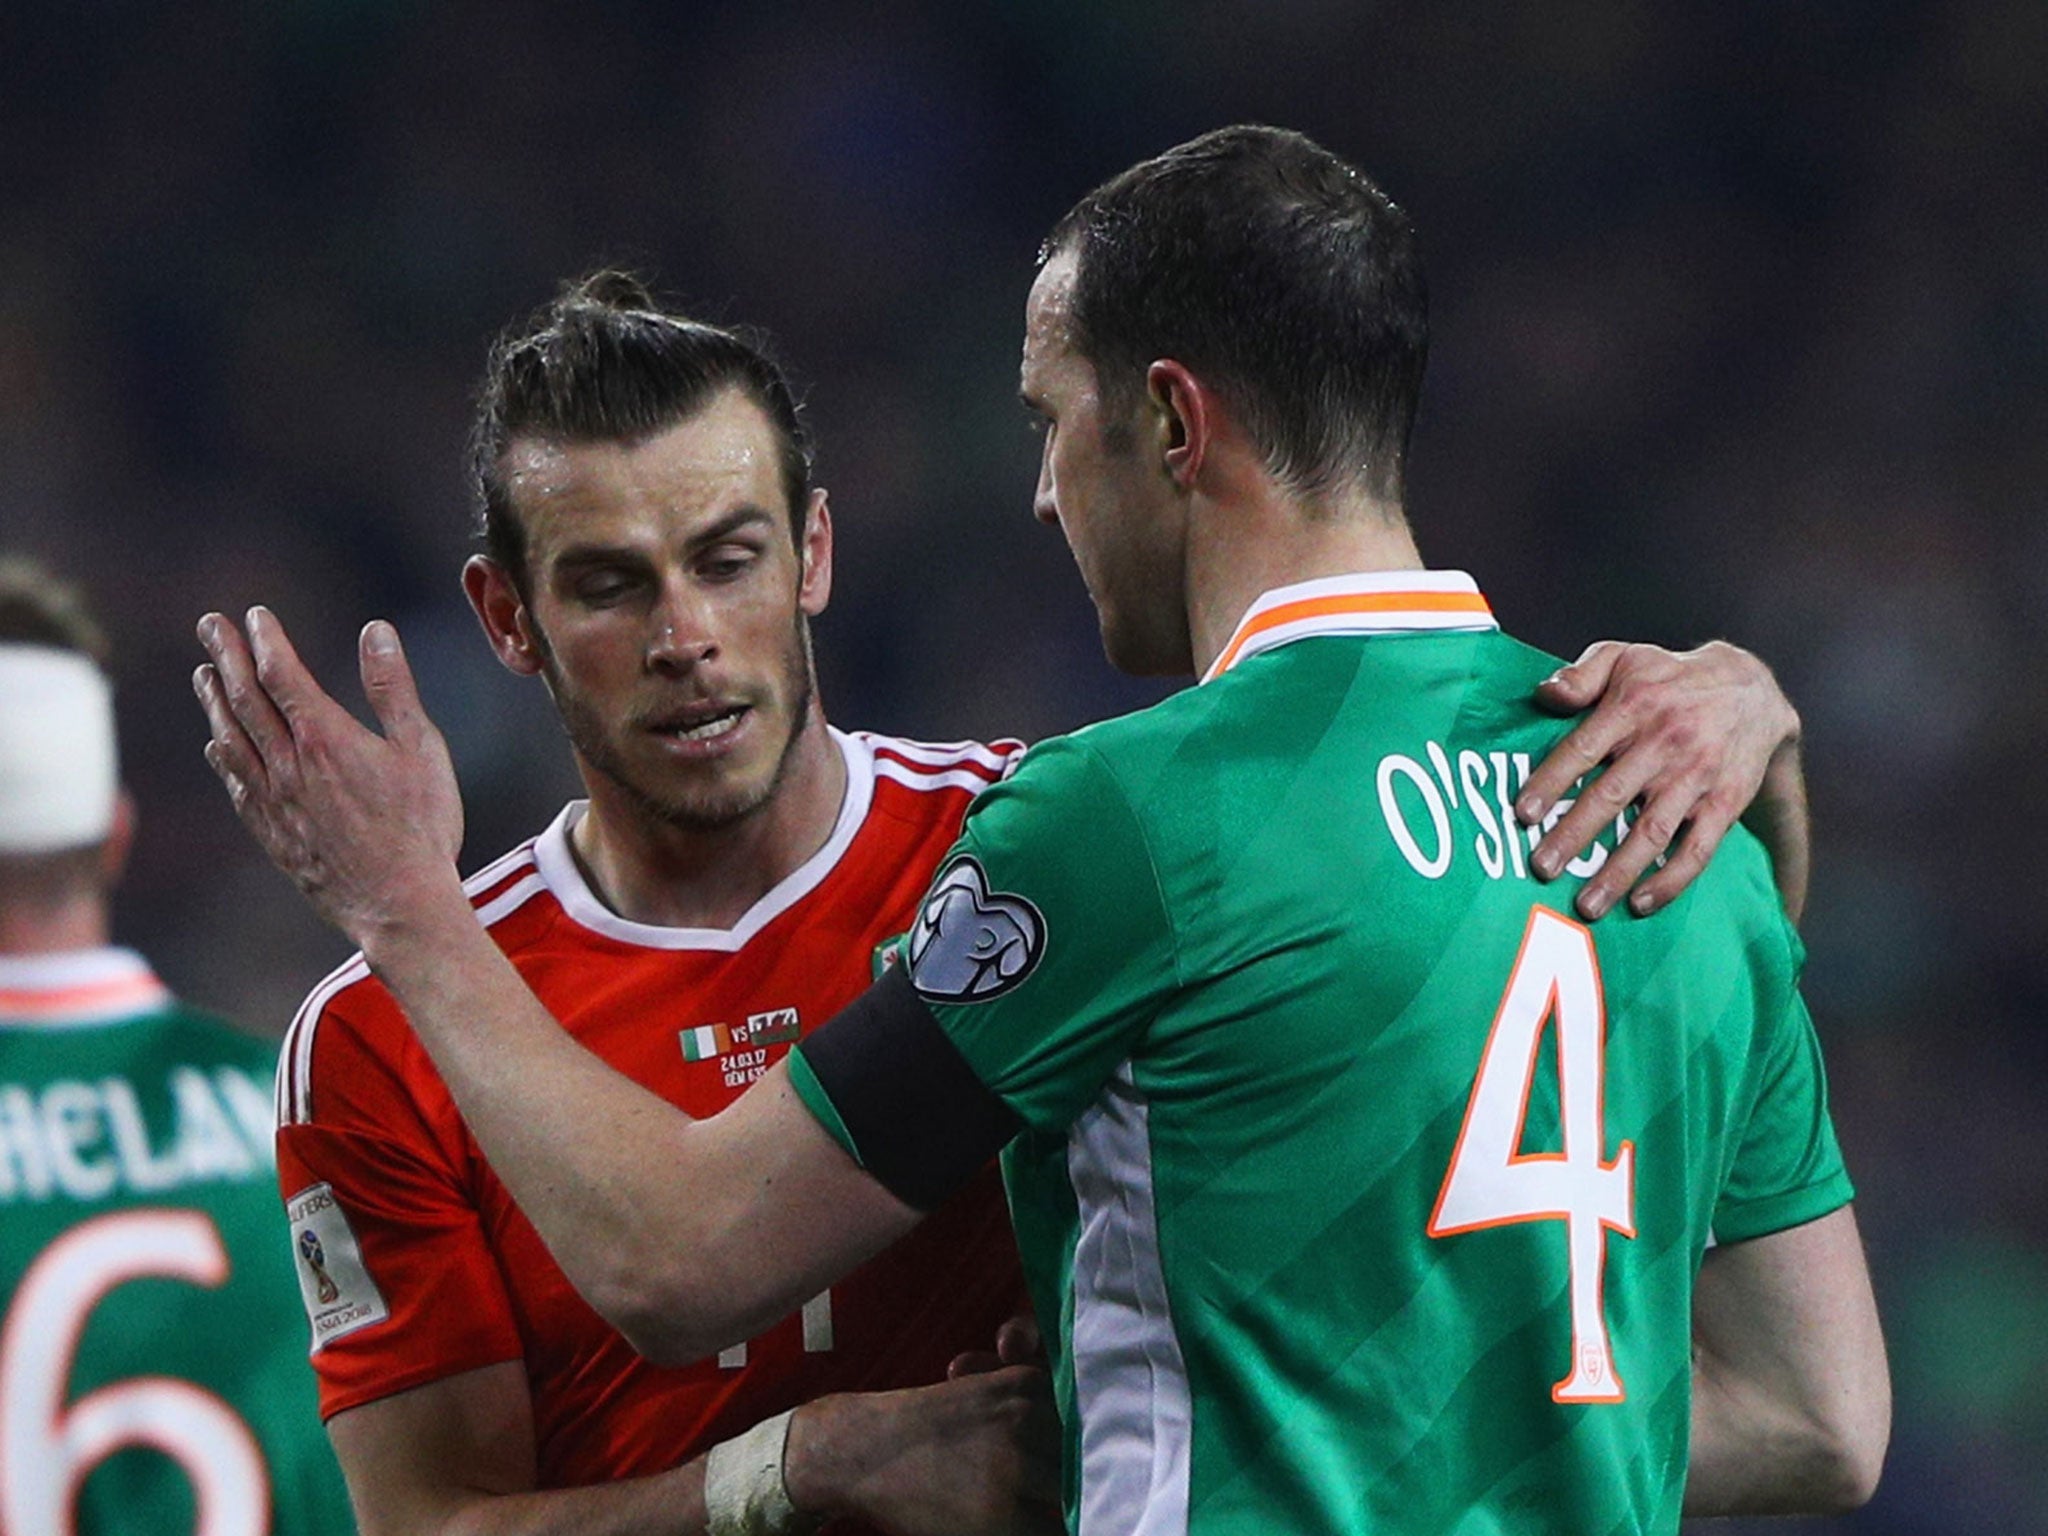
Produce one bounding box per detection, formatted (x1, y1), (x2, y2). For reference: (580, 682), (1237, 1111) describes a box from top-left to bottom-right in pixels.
(872, 758), (1013, 795)
(475, 872), (548, 929)
(1067, 1062), (1192, 1536)
(856, 733), (1023, 777)
(276, 844), (542, 1127)
(277, 955), (370, 1128)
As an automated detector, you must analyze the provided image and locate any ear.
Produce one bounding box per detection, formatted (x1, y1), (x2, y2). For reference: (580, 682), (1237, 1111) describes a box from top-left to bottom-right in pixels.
(97, 790), (136, 890)
(462, 555), (546, 677)
(797, 488), (834, 617)
(1147, 360), (1214, 491)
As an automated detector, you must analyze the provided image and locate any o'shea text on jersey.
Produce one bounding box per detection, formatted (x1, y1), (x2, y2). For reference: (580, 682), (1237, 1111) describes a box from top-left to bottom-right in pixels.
(1376, 741), (1635, 882)
(0, 1066), (274, 1204)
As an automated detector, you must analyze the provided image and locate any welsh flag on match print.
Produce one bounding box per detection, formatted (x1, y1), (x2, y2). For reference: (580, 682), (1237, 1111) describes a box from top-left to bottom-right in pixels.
(680, 1023), (732, 1061)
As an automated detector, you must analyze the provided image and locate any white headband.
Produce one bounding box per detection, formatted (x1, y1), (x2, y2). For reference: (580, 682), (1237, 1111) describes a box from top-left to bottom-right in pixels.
(0, 644), (118, 853)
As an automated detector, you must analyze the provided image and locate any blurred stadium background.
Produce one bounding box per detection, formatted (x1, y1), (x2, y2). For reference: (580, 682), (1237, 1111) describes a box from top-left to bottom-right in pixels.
(3, 1), (2041, 1529)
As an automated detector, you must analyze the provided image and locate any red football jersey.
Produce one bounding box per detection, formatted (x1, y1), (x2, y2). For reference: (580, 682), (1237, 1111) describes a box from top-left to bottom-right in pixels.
(274, 729), (1028, 1491)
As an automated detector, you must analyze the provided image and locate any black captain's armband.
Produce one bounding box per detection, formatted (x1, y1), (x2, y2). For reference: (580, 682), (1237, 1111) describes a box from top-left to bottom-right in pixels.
(802, 965), (1023, 1212)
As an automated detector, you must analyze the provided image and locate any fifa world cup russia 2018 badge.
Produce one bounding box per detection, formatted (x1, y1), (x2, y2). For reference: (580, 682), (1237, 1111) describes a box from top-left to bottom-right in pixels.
(300, 1228), (341, 1305)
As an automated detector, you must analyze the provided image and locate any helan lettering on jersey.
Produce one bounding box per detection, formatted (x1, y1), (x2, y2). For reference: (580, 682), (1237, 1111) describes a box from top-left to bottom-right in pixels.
(680, 1007), (802, 1090)
(1376, 742), (1634, 882)
(0, 1067), (274, 1205)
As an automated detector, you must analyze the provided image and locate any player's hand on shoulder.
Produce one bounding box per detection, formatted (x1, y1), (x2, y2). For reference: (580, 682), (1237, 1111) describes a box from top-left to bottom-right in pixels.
(1517, 639), (1800, 921)
(785, 1368), (1063, 1536)
(194, 608), (466, 949)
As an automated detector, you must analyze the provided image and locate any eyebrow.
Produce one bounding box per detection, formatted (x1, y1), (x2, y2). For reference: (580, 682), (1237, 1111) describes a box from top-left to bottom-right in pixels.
(548, 507), (782, 571)
(683, 506), (781, 549)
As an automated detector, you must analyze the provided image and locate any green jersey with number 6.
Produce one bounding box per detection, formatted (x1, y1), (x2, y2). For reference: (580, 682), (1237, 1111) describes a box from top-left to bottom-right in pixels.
(0, 949), (354, 1535)
(807, 573), (1852, 1536)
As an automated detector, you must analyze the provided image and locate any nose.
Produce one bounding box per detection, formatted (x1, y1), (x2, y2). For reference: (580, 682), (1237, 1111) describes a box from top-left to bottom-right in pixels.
(646, 588), (716, 675)
(1032, 438), (1059, 526)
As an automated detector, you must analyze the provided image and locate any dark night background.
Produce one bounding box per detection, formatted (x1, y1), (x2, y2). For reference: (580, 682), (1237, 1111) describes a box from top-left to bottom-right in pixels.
(3, 2), (2042, 1528)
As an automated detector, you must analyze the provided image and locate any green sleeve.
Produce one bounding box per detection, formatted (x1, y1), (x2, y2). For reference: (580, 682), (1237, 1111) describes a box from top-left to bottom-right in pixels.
(1712, 986), (1854, 1244)
(786, 1048), (862, 1165)
(911, 734), (1179, 1134)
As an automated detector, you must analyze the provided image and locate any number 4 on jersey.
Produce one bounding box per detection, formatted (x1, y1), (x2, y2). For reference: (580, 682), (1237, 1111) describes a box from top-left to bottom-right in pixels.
(1429, 906), (1636, 1403)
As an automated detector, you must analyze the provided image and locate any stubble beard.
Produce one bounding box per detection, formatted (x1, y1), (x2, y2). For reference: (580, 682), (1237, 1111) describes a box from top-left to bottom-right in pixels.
(541, 613), (818, 836)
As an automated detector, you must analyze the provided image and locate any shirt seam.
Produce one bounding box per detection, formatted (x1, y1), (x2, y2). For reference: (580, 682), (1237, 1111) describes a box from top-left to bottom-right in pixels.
(1064, 738), (1188, 995)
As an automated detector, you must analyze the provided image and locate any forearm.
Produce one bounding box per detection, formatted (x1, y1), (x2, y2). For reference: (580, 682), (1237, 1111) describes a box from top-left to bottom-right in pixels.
(423, 1463), (710, 1536)
(1741, 738), (1810, 926)
(1685, 1210), (1888, 1516)
(1685, 1352), (1857, 1517)
(351, 880), (774, 1359)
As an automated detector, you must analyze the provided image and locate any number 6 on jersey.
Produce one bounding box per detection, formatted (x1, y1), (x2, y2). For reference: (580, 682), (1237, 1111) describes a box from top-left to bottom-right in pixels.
(1429, 905), (1636, 1403)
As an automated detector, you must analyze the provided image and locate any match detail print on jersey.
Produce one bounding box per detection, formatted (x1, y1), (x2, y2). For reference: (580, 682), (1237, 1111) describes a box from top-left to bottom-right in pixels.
(907, 856), (1046, 1004)
(1429, 906), (1636, 1403)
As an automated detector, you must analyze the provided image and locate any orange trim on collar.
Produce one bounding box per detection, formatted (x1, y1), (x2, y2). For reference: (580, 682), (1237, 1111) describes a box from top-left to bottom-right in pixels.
(1209, 589), (1494, 678)
(0, 973), (169, 1020)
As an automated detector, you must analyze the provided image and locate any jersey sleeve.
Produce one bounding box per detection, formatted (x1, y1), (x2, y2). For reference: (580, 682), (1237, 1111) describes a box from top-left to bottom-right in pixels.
(1710, 982), (1855, 1245)
(277, 990), (525, 1419)
(794, 734), (1179, 1179)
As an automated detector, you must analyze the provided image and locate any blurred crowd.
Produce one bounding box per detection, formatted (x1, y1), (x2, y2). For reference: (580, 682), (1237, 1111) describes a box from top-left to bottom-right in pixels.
(2, 1), (2041, 1529)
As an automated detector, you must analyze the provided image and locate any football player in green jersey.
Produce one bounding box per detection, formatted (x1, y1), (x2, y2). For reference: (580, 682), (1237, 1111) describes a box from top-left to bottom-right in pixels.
(195, 126), (1884, 1536)
(0, 558), (356, 1536)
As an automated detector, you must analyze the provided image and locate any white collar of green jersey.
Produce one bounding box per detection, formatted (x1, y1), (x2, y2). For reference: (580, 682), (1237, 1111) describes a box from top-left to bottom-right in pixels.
(0, 947), (172, 1028)
(1202, 570), (1497, 683)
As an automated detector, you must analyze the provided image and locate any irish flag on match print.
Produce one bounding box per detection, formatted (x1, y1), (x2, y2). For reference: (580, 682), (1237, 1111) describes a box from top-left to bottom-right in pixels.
(680, 1023), (732, 1061)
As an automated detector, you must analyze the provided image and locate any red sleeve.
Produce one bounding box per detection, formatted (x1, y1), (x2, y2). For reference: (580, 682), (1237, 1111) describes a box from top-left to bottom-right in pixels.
(277, 984), (525, 1420)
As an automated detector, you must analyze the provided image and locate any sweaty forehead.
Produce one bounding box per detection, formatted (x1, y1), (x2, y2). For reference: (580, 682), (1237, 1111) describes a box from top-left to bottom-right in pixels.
(1021, 254), (1081, 391)
(505, 390), (785, 555)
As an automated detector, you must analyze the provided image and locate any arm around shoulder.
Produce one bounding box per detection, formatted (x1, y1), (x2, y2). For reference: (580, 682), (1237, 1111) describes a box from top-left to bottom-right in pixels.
(1687, 1204), (1889, 1516)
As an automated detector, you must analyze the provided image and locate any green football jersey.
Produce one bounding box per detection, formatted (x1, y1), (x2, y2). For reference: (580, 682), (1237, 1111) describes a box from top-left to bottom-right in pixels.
(797, 572), (1851, 1536)
(0, 949), (354, 1535)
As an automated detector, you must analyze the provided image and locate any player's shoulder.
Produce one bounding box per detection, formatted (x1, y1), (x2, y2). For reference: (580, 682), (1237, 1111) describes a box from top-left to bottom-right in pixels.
(78, 993), (285, 1084)
(276, 832), (553, 1128)
(148, 999), (285, 1068)
(852, 729), (1026, 809)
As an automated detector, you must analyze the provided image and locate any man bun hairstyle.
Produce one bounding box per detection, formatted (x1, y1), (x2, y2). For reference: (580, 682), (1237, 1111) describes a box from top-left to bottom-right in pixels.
(1044, 124), (1428, 503)
(470, 271), (814, 587)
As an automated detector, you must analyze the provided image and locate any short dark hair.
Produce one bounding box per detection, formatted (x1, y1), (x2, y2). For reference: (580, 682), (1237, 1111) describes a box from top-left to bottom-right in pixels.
(0, 556), (111, 666)
(1043, 125), (1427, 501)
(469, 271), (814, 586)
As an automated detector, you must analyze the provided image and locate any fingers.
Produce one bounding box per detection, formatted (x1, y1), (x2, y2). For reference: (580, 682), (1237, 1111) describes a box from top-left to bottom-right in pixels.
(1532, 639), (1626, 714)
(197, 612), (296, 773)
(1518, 707), (1632, 838)
(1625, 795), (1739, 916)
(1570, 772), (1708, 920)
(192, 661), (265, 796)
(244, 606), (333, 733)
(948, 1350), (1002, 1380)
(358, 620), (442, 754)
(995, 1314), (1043, 1368)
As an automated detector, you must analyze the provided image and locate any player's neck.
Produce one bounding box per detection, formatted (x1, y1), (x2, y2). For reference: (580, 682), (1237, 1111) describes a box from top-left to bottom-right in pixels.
(1184, 483), (1425, 678)
(0, 898), (111, 955)
(567, 711), (849, 931)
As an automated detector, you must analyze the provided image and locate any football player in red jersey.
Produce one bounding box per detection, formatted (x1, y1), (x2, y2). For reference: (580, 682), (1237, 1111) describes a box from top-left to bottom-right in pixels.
(262, 274), (1053, 1536)
(200, 269), (1813, 1536)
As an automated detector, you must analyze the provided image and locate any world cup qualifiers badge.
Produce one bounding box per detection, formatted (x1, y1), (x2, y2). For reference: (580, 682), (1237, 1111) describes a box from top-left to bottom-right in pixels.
(907, 856), (1046, 1003)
